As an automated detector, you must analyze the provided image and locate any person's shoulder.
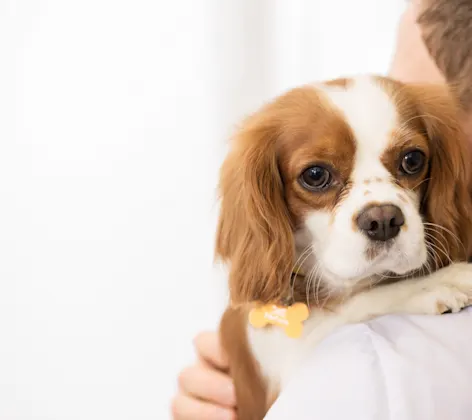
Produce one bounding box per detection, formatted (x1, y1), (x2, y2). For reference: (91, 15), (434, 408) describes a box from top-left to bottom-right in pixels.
(265, 309), (472, 420)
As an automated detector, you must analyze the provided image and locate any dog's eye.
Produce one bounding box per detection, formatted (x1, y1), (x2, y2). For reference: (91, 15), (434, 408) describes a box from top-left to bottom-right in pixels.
(300, 166), (332, 191)
(400, 150), (426, 175)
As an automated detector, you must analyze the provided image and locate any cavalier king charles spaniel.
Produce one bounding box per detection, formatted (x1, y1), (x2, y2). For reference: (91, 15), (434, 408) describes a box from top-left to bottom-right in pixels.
(215, 75), (472, 419)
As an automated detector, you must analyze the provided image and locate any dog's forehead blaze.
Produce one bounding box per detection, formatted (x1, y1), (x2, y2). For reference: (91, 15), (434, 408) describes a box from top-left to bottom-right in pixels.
(318, 76), (430, 182)
(279, 76), (405, 218)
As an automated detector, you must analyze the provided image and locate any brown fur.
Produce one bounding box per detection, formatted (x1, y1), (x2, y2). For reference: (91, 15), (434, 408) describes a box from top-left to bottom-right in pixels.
(214, 100), (295, 306)
(408, 83), (472, 265)
(379, 77), (472, 267)
(381, 127), (430, 191)
(219, 307), (268, 420)
(324, 77), (353, 89)
(215, 84), (355, 305)
(216, 76), (472, 419)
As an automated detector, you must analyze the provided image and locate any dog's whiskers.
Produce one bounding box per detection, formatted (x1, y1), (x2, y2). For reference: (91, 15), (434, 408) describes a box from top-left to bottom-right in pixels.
(425, 245), (440, 272)
(308, 262), (322, 307)
(424, 231), (452, 267)
(289, 245), (313, 301)
(424, 222), (464, 252)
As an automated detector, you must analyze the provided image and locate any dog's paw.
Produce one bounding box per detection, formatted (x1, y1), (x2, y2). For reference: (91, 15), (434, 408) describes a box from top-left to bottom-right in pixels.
(407, 284), (469, 315)
(407, 264), (472, 315)
(338, 263), (472, 322)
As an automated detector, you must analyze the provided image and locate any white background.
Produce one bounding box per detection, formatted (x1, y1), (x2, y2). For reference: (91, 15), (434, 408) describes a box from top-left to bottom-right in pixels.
(1, 1), (405, 419)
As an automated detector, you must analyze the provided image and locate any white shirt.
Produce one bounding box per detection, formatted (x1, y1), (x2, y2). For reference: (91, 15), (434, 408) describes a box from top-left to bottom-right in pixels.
(266, 308), (472, 420)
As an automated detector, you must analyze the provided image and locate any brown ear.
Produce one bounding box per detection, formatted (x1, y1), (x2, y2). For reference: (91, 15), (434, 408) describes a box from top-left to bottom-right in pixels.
(407, 84), (472, 265)
(215, 108), (295, 305)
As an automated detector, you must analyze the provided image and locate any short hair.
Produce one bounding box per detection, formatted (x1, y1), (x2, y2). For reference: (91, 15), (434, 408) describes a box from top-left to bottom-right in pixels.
(418, 0), (472, 111)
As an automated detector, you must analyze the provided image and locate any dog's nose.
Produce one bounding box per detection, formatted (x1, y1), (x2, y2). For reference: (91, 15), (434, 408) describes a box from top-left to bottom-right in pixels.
(356, 204), (405, 241)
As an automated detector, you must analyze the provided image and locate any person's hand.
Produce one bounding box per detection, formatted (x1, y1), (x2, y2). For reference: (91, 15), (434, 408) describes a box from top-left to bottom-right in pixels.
(172, 331), (237, 420)
(389, 0), (444, 84)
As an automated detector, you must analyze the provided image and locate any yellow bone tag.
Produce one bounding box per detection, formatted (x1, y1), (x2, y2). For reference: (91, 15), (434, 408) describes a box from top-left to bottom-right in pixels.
(249, 302), (309, 338)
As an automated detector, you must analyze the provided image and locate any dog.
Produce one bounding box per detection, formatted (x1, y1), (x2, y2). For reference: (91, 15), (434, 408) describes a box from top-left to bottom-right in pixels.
(215, 75), (472, 419)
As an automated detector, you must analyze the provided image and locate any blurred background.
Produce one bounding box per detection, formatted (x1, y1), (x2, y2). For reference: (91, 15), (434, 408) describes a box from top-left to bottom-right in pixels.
(1, 0), (405, 418)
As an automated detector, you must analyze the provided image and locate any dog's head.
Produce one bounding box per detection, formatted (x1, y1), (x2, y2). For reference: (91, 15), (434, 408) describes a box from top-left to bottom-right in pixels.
(216, 75), (472, 305)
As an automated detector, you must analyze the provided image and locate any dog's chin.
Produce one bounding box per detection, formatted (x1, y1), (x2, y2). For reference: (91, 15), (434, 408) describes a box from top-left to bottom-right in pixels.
(318, 264), (422, 294)
(318, 250), (427, 290)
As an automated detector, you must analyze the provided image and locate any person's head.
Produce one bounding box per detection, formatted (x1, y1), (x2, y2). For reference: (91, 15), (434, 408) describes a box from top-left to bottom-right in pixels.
(418, 0), (472, 112)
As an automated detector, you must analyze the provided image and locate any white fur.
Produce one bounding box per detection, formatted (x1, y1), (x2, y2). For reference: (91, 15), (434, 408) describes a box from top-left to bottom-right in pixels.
(249, 262), (472, 389)
(247, 75), (472, 393)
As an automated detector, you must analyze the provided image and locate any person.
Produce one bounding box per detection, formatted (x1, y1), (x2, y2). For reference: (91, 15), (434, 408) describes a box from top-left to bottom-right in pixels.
(171, 1), (472, 418)
(172, 331), (237, 420)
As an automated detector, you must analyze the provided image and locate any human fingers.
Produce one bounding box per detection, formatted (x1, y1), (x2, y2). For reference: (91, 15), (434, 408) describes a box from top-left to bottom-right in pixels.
(193, 331), (229, 370)
(178, 362), (236, 407)
(171, 394), (236, 420)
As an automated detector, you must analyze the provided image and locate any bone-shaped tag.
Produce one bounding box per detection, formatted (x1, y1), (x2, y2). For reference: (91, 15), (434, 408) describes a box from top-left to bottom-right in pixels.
(248, 302), (309, 338)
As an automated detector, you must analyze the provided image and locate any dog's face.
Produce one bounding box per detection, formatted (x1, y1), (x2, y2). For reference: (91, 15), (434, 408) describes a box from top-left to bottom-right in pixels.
(287, 77), (431, 287)
(216, 75), (472, 305)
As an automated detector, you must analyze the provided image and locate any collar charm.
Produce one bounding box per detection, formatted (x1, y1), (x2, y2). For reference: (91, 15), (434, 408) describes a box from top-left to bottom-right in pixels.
(248, 302), (309, 338)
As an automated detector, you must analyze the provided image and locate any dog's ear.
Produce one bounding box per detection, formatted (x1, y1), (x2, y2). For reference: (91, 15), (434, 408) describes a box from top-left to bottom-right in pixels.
(407, 83), (472, 265)
(215, 105), (295, 305)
